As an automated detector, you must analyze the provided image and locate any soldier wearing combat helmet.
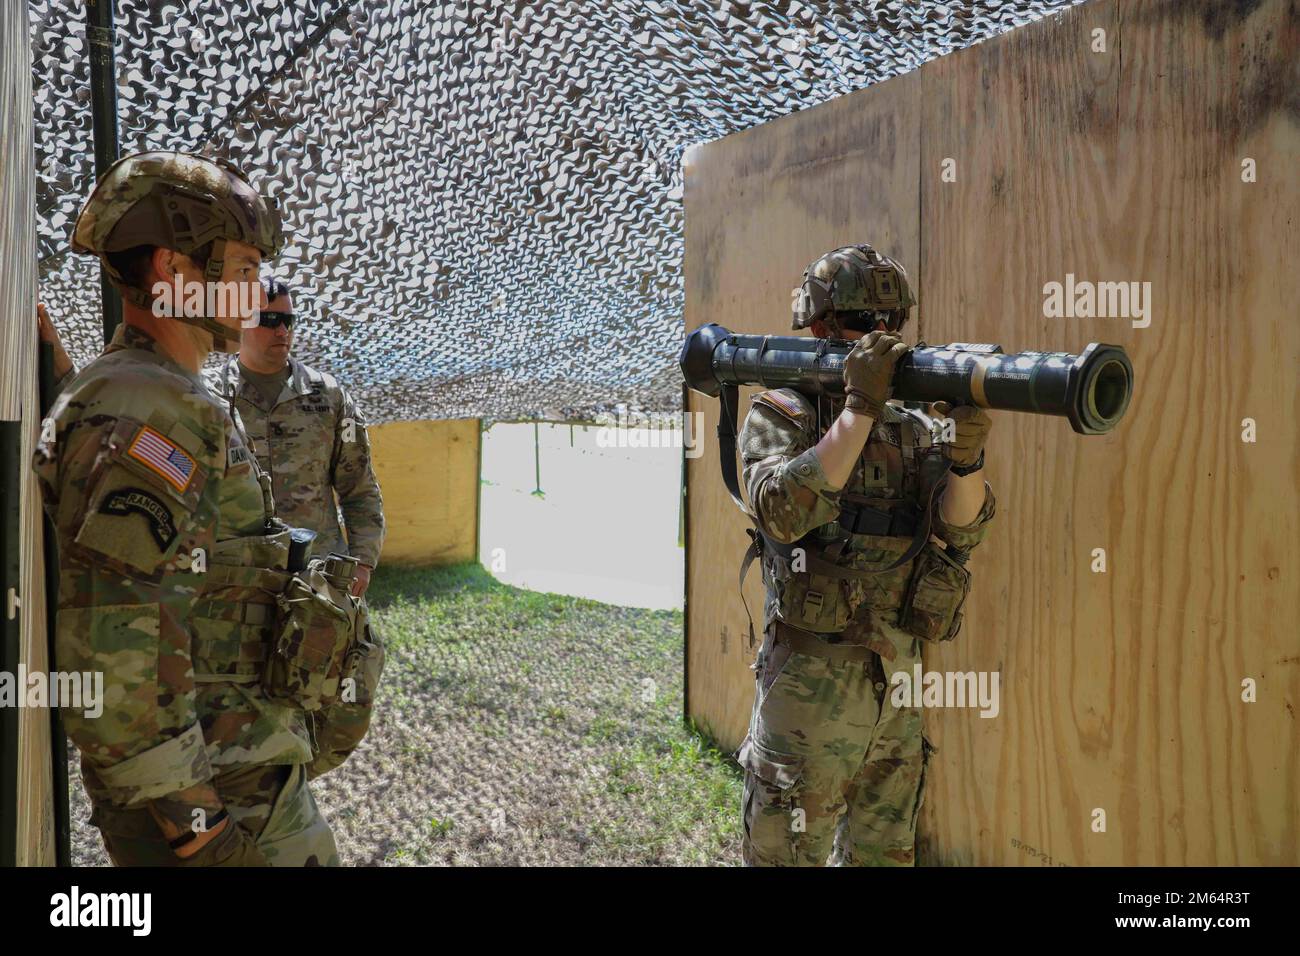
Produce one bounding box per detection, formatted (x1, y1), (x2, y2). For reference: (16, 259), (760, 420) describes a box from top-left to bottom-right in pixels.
(735, 244), (996, 866)
(33, 151), (343, 866)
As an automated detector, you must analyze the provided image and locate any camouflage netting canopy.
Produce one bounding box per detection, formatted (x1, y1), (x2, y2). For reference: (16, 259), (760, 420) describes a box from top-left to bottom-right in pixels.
(32, 0), (1077, 424)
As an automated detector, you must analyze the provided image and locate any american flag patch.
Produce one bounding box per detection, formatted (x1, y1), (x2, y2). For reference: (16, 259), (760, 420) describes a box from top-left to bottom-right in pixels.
(754, 390), (808, 423)
(127, 426), (196, 493)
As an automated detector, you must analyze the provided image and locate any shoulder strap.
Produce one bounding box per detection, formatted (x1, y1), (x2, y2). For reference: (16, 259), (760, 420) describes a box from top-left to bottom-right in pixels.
(219, 356), (239, 404)
(712, 383), (759, 647)
(224, 403), (278, 524)
(717, 384), (748, 513)
(738, 528), (763, 649)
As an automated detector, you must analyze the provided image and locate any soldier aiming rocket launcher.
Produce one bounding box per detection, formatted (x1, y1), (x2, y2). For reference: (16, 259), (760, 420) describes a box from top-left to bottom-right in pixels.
(679, 322), (1134, 510)
(683, 247), (1137, 665)
(681, 322), (1133, 432)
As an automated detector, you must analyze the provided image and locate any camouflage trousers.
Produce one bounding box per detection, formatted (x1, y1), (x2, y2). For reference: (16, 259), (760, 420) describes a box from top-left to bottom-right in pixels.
(91, 762), (339, 866)
(738, 620), (933, 867)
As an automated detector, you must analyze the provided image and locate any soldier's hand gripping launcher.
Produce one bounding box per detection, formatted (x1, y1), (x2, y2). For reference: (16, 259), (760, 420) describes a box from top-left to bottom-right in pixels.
(679, 323), (1133, 435)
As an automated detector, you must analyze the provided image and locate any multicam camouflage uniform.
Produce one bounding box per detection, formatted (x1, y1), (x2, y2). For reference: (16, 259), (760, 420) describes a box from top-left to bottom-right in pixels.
(34, 150), (352, 866)
(217, 356), (386, 778)
(217, 357), (384, 569)
(737, 389), (996, 866)
(34, 324), (338, 866)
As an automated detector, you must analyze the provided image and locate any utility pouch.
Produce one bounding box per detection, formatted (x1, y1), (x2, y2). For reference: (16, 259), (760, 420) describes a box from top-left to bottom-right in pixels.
(770, 551), (852, 633)
(263, 553), (361, 711)
(305, 605), (385, 779)
(339, 607), (384, 708)
(208, 526), (295, 571)
(899, 541), (972, 642)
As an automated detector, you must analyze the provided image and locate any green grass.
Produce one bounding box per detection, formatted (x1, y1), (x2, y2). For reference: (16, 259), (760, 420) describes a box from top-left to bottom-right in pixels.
(328, 560), (745, 866)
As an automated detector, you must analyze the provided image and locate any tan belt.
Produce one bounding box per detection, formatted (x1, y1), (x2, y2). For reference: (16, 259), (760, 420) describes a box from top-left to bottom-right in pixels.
(772, 620), (879, 665)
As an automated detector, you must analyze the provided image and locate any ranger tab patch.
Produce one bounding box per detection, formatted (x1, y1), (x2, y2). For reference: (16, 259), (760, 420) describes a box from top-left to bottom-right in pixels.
(127, 426), (196, 493)
(98, 487), (178, 551)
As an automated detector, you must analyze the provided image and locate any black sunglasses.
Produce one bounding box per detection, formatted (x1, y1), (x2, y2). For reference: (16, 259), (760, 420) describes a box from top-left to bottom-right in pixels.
(258, 311), (296, 329)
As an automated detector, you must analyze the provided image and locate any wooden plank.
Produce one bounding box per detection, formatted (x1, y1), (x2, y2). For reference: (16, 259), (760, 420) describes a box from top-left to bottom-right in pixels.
(2, 0), (55, 866)
(369, 418), (481, 566)
(683, 69), (922, 749)
(917, 0), (1298, 866)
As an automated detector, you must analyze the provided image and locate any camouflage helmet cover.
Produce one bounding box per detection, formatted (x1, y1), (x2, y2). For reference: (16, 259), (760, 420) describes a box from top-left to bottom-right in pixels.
(72, 150), (284, 304)
(791, 244), (915, 332)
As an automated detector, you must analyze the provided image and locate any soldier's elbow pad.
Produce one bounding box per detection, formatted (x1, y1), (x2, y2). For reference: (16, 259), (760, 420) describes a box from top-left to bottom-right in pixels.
(756, 520), (804, 547)
(753, 485), (827, 545)
(93, 722), (214, 805)
(934, 481), (997, 547)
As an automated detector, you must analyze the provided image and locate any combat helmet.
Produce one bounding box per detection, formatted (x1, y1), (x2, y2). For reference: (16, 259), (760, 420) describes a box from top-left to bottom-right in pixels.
(72, 150), (285, 348)
(791, 244), (914, 336)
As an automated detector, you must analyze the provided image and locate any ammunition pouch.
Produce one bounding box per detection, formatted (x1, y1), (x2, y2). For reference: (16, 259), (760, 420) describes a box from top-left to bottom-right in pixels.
(264, 553), (364, 712)
(338, 604), (383, 709)
(758, 495), (972, 643)
(763, 535), (907, 633)
(196, 532), (363, 711)
(193, 530), (294, 685)
(898, 540), (972, 642)
(769, 550), (853, 632)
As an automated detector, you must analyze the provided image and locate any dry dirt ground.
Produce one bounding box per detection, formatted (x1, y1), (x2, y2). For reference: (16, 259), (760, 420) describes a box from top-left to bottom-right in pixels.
(68, 563), (743, 866)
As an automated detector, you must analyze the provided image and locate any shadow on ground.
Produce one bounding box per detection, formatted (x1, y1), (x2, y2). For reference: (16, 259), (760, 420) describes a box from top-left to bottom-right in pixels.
(68, 562), (742, 866)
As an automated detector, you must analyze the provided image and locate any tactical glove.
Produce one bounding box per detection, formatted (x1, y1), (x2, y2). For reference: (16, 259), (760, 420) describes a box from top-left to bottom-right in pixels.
(842, 330), (908, 417)
(932, 401), (992, 470)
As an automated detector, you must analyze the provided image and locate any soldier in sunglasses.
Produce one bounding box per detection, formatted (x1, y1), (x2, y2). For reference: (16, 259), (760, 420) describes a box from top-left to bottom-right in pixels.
(219, 279), (385, 599)
(216, 278), (387, 779)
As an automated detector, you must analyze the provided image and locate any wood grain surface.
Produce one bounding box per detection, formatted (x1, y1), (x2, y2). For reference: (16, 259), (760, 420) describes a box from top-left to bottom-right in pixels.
(369, 418), (482, 566)
(684, 68), (922, 746)
(3, 0), (56, 866)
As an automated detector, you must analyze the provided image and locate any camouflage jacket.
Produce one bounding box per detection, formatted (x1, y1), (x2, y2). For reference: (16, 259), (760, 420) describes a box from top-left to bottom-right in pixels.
(739, 388), (996, 660)
(50, 364), (76, 398)
(33, 324), (313, 819)
(217, 356), (385, 567)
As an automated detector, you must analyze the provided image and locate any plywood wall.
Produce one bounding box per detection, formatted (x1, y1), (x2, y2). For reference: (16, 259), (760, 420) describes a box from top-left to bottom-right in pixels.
(684, 0), (1298, 866)
(369, 418), (481, 567)
(683, 68), (922, 744)
(1, 0), (56, 867)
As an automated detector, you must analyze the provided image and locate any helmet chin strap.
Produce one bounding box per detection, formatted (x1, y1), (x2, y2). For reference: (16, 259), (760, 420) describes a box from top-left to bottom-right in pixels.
(100, 241), (244, 350)
(173, 313), (242, 351)
(114, 277), (244, 349)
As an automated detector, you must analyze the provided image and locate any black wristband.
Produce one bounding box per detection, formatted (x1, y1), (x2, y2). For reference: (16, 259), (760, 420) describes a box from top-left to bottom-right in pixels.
(949, 451), (985, 477)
